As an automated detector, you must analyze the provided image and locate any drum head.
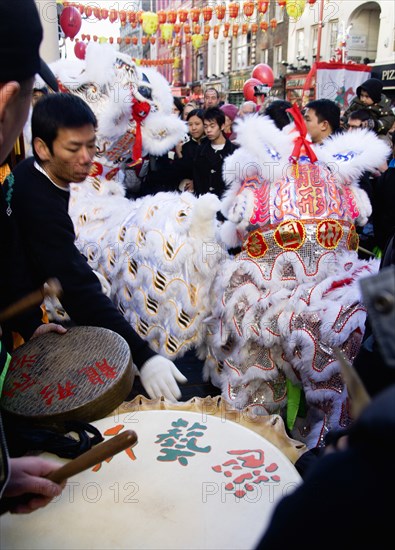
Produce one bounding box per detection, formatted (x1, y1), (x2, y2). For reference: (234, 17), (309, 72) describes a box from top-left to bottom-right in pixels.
(0, 326), (134, 430)
(0, 410), (301, 549)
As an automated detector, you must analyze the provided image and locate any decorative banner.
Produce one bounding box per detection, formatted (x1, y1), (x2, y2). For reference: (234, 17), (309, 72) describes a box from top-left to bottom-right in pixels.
(315, 62), (372, 109)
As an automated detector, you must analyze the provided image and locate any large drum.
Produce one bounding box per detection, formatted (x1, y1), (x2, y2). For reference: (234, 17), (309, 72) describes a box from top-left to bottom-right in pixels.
(0, 326), (134, 430)
(0, 410), (301, 549)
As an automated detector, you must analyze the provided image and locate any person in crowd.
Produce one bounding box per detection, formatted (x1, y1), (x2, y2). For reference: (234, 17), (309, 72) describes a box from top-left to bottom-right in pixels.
(303, 98), (341, 144)
(370, 132), (395, 258)
(238, 100), (257, 118)
(189, 107), (238, 198)
(0, 0), (67, 514)
(203, 87), (220, 109)
(173, 108), (205, 192)
(264, 99), (292, 130)
(172, 96), (184, 119)
(3, 93), (187, 403)
(343, 77), (394, 137)
(220, 103), (239, 142)
(182, 101), (198, 121)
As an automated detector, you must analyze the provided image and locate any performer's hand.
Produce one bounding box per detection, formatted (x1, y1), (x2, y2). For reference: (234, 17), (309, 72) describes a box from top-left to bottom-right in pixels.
(139, 356), (187, 401)
(31, 323), (67, 339)
(3, 457), (66, 514)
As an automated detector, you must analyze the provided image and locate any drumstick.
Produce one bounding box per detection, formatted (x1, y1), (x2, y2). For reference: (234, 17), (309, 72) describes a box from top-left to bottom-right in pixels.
(0, 278), (62, 324)
(333, 347), (371, 418)
(0, 431), (138, 515)
(47, 430), (138, 484)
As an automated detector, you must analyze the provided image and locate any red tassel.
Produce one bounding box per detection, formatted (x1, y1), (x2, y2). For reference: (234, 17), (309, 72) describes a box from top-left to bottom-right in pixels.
(130, 98), (151, 165)
(286, 103), (317, 164)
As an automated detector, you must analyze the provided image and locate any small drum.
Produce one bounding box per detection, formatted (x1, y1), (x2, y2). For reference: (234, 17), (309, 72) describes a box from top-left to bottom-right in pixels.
(0, 326), (134, 430)
(0, 410), (301, 549)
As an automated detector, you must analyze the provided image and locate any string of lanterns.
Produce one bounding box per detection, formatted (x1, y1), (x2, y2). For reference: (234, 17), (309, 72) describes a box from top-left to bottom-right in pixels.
(59, 1), (318, 46)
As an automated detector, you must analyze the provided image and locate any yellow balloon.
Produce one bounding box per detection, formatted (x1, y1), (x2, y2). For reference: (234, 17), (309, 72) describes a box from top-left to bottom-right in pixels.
(99, 36), (107, 44)
(142, 12), (159, 36)
(286, 0), (306, 21)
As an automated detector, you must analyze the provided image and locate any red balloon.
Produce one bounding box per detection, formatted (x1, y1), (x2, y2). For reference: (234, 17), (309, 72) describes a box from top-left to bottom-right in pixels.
(60, 6), (82, 40)
(251, 63), (275, 87)
(243, 78), (263, 103)
(74, 41), (87, 60)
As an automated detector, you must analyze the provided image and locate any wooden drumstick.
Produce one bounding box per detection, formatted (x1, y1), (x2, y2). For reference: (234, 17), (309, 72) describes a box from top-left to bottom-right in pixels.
(333, 347), (371, 418)
(0, 278), (62, 324)
(47, 430), (138, 484)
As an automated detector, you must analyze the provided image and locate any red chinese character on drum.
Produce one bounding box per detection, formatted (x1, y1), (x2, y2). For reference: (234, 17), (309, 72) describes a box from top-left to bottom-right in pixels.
(316, 219), (344, 250)
(245, 230), (268, 258)
(212, 449), (281, 499)
(273, 220), (305, 250)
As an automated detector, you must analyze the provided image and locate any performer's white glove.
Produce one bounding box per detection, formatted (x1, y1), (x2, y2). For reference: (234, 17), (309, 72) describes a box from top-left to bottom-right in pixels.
(139, 356), (187, 402)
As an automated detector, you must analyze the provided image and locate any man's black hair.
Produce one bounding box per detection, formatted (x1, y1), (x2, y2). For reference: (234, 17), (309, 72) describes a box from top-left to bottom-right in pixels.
(32, 93), (97, 162)
(305, 98), (341, 133)
(203, 107), (225, 127)
(204, 87), (220, 99)
(348, 109), (371, 123)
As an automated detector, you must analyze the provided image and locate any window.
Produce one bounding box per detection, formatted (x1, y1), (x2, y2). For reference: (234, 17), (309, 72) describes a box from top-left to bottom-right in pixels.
(232, 32), (252, 70)
(275, 4), (284, 22)
(312, 25), (319, 59)
(274, 45), (282, 78)
(263, 48), (269, 64)
(329, 20), (339, 59)
(219, 41), (226, 72)
(296, 29), (305, 58)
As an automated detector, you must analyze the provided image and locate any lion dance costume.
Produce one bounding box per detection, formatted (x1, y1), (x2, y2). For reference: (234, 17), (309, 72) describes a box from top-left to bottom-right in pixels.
(48, 45), (389, 448)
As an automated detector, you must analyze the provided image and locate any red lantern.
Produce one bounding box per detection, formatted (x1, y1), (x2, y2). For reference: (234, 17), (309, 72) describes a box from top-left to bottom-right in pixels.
(243, 78), (262, 103)
(251, 23), (258, 34)
(252, 63), (274, 87)
(185, 34), (192, 43)
(202, 6), (213, 21)
(141, 36), (148, 45)
(224, 22), (231, 31)
(117, 37), (122, 45)
(257, 1), (269, 14)
(243, 2), (255, 17)
(277, 0), (286, 7)
(119, 11), (127, 25)
(167, 9), (177, 24)
(242, 23), (248, 34)
(158, 11), (166, 24)
(132, 36), (138, 45)
(223, 29), (229, 38)
(190, 8), (201, 22)
(84, 6), (92, 18)
(260, 21), (268, 31)
(74, 41), (86, 60)
(60, 6), (82, 39)
(93, 35), (98, 42)
(308, 0), (317, 3)
(150, 36), (156, 45)
(109, 37), (114, 44)
(101, 9), (108, 20)
(125, 37), (131, 45)
(194, 24), (201, 34)
(128, 12), (137, 23)
(109, 9), (118, 23)
(174, 23), (181, 33)
(270, 18), (277, 29)
(215, 5), (226, 20)
(93, 7), (101, 20)
(232, 24), (239, 37)
(184, 23), (191, 34)
(229, 3), (239, 18)
(204, 24), (211, 35)
(178, 9), (188, 23)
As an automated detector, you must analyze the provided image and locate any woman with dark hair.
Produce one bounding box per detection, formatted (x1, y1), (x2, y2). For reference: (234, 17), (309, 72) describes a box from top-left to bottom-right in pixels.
(173, 108), (205, 192)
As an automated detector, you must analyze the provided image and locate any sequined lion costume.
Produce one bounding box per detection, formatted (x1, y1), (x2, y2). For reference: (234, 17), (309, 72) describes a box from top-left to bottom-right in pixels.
(48, 46), (389, 448)
(202, 106), (389, 447)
